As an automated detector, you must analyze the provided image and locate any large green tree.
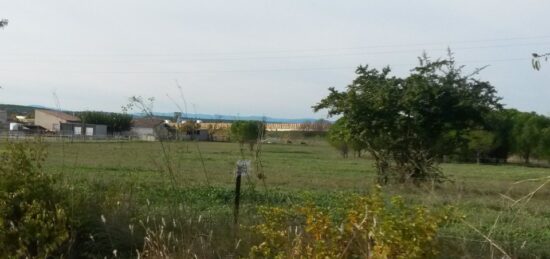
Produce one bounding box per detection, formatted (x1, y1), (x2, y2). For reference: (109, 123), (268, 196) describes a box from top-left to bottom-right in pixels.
(314, 53), (501, 184)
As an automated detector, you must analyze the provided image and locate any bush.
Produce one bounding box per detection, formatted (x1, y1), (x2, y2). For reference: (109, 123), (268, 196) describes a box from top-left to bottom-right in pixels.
(249, 187), (455, 259)
(64, 181), (144, 258)
(0, 141), (69, 258)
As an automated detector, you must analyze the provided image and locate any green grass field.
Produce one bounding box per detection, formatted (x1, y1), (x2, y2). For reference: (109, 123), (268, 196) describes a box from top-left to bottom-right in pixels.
(12, 139), (550, 258)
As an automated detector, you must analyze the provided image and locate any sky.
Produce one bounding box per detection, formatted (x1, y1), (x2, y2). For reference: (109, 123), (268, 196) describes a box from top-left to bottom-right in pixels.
(0, 0), (549, 119)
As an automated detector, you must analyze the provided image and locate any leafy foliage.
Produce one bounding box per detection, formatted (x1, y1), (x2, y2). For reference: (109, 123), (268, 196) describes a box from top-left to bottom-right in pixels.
(314, 52), (501, 183)
(327, 118), (366, 158)
(0, 141), (68, 258)
(327, 118), (350, 158)
(482, 109), (519, 162)
(78, 111), (133, 133)
(249, 187), (455, 259)
(230, 121), (265, 151)
(538, 127), (550, 162)
(510, 111), (550, 164)
(467, 130), (496, 164)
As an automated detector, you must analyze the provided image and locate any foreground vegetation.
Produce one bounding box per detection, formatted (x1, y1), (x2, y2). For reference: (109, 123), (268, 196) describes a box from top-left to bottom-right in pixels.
(1, 139), (548, 258)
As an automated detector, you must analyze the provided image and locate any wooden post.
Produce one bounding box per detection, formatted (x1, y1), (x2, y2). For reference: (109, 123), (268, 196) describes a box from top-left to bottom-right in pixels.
(234, 172), (242, 226)
(234, 160), (250, 228)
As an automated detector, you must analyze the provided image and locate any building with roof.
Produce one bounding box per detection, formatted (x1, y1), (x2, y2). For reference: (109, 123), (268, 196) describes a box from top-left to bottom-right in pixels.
(9, 123), (46, 134)
(172, 121), (210, 141)
(34, 109), (80, 132)
(60, 122), (107, 137)
(130, 117), (171, 141)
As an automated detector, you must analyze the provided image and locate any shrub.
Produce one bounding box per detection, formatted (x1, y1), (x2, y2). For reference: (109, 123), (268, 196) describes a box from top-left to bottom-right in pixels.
(65, 181), (143, 258)
(249, 187), (454, 259)
(0, 141), (69, 258)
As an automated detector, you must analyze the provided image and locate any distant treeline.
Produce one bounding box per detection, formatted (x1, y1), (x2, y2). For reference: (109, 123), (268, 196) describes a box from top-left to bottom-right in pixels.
(328, 108), (550, 165)
(316, 53), (550, 174)
(462, 108), (550, 164)
(77, 111), (133, 133)
(0, 104), (38, 118)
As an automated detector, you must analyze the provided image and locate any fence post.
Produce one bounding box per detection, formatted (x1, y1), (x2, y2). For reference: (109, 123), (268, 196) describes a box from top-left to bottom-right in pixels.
(234, 160), (250, 228)
(234, 171), (242, 226)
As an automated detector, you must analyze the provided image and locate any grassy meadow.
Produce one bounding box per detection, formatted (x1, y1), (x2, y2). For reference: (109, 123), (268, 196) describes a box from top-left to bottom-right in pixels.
(2, 138), (550, 258)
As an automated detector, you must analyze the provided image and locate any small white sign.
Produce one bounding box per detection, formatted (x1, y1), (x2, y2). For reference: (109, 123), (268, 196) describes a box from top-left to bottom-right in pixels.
(235, 160), (251, 177)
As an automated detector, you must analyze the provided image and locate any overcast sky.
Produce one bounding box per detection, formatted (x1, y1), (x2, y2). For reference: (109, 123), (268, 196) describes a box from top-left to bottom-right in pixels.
(1, 0), (549, 119)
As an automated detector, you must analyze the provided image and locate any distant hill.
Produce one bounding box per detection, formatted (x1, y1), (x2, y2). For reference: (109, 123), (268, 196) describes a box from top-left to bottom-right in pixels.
(0, 104), (327, 123)
(28, 104), (48, 109)
(0, 104), (39, 116)
(134, 112), (325, 123)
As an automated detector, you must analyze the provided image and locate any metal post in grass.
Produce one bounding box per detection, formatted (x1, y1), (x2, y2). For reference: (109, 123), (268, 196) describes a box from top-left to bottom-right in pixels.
(234, 160), (250, 228)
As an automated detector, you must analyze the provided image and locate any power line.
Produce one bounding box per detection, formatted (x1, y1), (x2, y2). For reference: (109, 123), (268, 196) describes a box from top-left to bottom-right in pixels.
(187, 34), (550, 56)
(0, 57), (531, 75)
(1, 35), (550, 59)
(0, 41), (547, 64)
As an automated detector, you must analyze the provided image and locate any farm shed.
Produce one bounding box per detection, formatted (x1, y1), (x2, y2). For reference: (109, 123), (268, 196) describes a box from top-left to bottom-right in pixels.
(182, 128), (209, 141)
(10, 124), (46, 134)
(60, 122), (107, 137)
(170, 121), (211, 141)
(131, 117), (171, 141)
(34, 109), (80, 132)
